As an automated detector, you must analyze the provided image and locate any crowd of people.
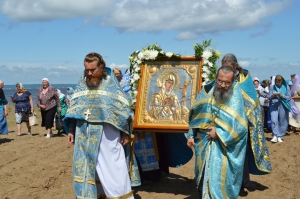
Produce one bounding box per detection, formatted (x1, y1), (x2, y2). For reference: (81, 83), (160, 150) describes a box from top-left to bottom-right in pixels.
(253, 74), (300, 143)
(0, 78), (73, 138)
(0, 51), (299, 199)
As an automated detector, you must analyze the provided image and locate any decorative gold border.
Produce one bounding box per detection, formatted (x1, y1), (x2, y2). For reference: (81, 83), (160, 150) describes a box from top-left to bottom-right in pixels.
(134, 57), (202, 132)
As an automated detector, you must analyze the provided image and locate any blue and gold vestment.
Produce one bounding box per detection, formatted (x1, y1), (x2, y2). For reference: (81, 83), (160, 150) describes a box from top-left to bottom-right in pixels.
(238, 70), (272, 174)
(188, 81), (248, 199)
(64, 72), (131, 199)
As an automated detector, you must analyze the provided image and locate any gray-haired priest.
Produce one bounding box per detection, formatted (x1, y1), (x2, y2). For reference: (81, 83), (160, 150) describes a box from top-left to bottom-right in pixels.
(187, 66), (248, 199)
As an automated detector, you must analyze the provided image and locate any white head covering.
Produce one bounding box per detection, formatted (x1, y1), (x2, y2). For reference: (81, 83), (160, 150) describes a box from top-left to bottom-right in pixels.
(17, 82), (24, 90)
(253, 77), (259, 82)
(42, 78), (51, 86)
(271, 76), (275, 87)
(16, 82), (27, 93)
(56, 89), (65, 98)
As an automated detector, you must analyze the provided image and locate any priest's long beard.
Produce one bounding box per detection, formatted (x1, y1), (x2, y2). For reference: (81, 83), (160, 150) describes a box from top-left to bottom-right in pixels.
(213, 86), (233, 103)
(86, 70), (103, 87)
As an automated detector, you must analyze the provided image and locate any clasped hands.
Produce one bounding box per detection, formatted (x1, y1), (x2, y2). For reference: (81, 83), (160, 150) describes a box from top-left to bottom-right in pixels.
(187, 127), (218, 148)
(271, 93), (283, 99)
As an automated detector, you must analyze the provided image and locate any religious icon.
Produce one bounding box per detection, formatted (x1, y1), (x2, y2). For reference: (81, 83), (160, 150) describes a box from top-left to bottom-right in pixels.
(133, 57), (203, 132)
(147, 69), (192, 123)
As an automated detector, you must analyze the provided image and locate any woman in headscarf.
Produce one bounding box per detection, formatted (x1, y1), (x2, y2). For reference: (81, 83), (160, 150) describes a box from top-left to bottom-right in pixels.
(0, 80), (8, 135)
(36, 78), (61, 138)
(56, 89), (68, 134)
(10, 83), (34, 136)
(253, 78), (268, 129)
(66, 87), (74, 107)
(289, 74), (300, 132)
(268, 75), (291, 143)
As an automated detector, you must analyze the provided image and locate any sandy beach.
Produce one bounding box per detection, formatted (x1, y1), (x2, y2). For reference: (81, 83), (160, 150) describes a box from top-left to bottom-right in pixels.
(0, 105), (299, 199)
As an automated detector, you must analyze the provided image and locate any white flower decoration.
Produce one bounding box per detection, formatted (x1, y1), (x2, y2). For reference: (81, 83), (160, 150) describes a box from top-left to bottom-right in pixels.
(202, 73), (208, 78)
(202, 50), (212, 60)
(143, 50), (151, 60)
(133, 73), (140, 80)
(134, 67), (140, 72)
(203, 59), (209, 65)
(129, 41), (221, 111)
(202, 66), (209, 73)
(138, 52), (144, 60)
(166, 52), (173, 58)
(149, 50), (159, 60)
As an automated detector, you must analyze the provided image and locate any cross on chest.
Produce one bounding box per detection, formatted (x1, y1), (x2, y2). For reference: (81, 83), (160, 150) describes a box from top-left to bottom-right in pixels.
(84, 109), (91, 120)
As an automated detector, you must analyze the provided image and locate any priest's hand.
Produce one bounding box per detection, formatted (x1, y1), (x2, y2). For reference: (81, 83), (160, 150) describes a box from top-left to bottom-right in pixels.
(208, 127), (218, 140)
(67, 132), (74, 145)
(121, 134), (129, 146)
(187, 137), (195, 148)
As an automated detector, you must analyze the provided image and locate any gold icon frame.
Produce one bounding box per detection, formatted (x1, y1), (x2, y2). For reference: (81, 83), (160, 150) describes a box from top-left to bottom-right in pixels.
(133, 56), (203, 133)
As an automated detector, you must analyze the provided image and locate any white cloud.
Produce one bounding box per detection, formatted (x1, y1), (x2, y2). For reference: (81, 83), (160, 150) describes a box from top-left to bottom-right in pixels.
(0, 0), (113, 22)
(0, 0), (292, 39)
(175, 31), (200, 40)
(239, 60), (251, 68)
(234, 60), (299, 81)
(109, 63), (129, 74)
(290, 62), (300, 67)
(0, 61), (82, 84)
(102, 0), (292, 39)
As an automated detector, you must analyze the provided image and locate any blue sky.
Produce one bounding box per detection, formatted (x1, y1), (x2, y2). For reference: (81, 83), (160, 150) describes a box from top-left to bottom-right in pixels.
(0, 0), (299, 85)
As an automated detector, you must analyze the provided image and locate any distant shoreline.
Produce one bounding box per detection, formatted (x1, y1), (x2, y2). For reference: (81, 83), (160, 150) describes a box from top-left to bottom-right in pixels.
(3, 83), (76, 87)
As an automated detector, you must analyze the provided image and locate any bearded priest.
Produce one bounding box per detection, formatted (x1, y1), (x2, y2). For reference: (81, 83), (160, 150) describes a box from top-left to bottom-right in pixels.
(64, 52), (134, 199)
(187, 65), (248, 199)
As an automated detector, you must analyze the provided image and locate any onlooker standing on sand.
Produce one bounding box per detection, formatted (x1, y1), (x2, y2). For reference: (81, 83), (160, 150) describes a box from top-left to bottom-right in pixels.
(253, 77), (268, 126)
(56, 89), (68, 135)
(269, 75), (291, 143)
(289, 74), (300, 132)
(36, 78), (61, 138)
(66, 87), (74, 107)
(261, 80), (270, 129)
(0, 80), (8, 135)
(10, 83), (34, 136)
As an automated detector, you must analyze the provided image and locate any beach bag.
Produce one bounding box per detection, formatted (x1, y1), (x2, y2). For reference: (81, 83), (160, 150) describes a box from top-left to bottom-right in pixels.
(55, 115), (64, 130)
(29, 112), (39, 126)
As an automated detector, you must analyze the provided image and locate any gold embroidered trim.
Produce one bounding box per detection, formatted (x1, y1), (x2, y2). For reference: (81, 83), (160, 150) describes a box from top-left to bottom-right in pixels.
(74, 178), (101, 184)
(74, 177), (84, 183)
(220, 144), (229, 199)
(87, 179), (101, 185)
(215, 118), (240, 143)
(190, 98), (209, 109)
(72, 90), (129, 105)
(106, 190), (134, 199)
(211, 97), (247, 129)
